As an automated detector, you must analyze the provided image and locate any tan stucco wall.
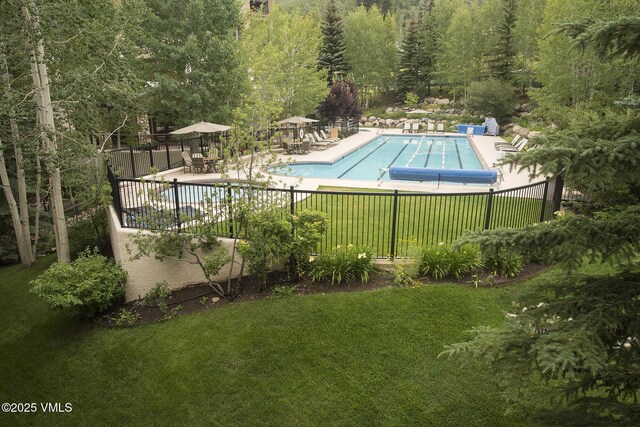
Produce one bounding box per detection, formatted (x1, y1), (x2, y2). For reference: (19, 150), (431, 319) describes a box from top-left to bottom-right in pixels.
(108, 206), (256, 302)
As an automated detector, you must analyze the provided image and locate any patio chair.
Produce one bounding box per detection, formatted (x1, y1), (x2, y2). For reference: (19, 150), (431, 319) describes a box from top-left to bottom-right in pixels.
(466, 126), (474, 136)
(436, 122), (445, 134)
(282, 141), (292, 154)
(427, 122), (435, 133)
(310, 133), (329, 150)
(191, 156), (206, 173)
(192, 152), (203, 158)
(403, 122), (411, 133)
(320, 130), (339, 142)
(411, 123), (420, 133)
(500, 138), (529, 153)
(494, 134), (522, 149)
(301, 138), (311, 154)
(181, 151), (193, 173)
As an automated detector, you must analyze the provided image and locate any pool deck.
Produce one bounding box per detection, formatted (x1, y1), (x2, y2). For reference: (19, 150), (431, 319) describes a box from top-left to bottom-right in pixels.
(153, 128), (542, 194)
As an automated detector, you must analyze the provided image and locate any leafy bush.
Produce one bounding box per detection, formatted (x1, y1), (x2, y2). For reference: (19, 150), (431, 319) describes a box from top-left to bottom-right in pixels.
(237, 209), (293, 290)
(466, 78), (517, 122)
(416, 244), (482, 279)
(143, 281), (171, 306)
(292, 210), (329, 273)
(30, 248), (127, 316)
(309, 244), (376, 284)
(69, 211), (110, 257)
(481, 247), (523, 278)
(404, 92), (419, 108)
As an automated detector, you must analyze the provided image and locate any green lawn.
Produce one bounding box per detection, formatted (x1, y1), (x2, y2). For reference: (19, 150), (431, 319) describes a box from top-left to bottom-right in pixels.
(0, 256), (549, 426)
(295, 186), (552, 257)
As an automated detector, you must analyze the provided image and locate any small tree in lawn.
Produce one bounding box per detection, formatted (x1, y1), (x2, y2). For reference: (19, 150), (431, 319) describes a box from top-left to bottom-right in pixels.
(318, 0), (349, 83)
(317, 79), (363, 126)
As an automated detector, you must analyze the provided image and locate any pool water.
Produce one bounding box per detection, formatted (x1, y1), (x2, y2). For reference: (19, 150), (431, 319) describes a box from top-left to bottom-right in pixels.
(273, 135), (484, 181)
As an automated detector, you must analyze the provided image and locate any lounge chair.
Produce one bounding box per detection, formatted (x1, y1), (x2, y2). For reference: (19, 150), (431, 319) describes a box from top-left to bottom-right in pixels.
(191, 156), (206, 173)
(466, 126), (474, 136)
(310, 133), (330, 150)
(436, 122), (445, 134)
(313, 131), (335, 144)
(494, 134), (522, 149)
(427, 122), (435, 133)
(320, 130), (339, 142)
(500, 138), (529, 152)
(411, 123), (420, 133)
(403, 122), (411, 133)
(181, 151), (193, 173)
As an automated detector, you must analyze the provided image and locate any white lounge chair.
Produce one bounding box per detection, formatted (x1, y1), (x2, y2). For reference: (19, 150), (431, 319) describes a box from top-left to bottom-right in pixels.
(411, 123), (420, 133)
(320, 130), (338, 142)
(427, 122), (435, 133)
(495, 134), (522, 149)
(500, 138), (529, 152)
(403, 122), (411, 133)
(436, 122), (445, 134)
(466, 126), (474, 136)
(310, 133), (330, 150)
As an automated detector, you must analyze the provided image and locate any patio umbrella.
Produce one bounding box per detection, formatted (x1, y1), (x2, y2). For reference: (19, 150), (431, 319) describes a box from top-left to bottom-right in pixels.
(169, 121), (231, 135)
(276, 116), (318, 141)
(276, 116), (319, 125)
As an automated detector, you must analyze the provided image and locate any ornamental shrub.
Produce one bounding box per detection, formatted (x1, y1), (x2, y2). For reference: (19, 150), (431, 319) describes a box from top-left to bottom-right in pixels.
(30, 248), (127, 317)
(416, 244), (482, 279)
(466, 78), (517, 122)
(309, 244), (376, 284)
(481, 247), (523, 278)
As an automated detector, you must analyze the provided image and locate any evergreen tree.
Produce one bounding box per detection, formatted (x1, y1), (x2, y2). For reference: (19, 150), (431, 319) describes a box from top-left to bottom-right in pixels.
(489, 0), (518, 81)
(318, 0), (349, 83)
(397, 18), (421, 99)
(441, 24), (640, 418)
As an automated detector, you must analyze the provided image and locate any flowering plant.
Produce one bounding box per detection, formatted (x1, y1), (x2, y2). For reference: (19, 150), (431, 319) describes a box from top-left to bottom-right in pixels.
(309, 244), (376, 285)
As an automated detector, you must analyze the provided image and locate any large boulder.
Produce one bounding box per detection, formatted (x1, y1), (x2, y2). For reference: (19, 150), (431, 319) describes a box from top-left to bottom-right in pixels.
(436, 98), (451, 105)
(364, 121), (373, 127)
(368, 116), (377, 122)
(385, 107), (394, 114)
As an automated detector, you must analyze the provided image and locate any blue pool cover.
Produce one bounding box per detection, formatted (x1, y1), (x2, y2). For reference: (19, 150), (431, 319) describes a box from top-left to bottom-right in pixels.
(389, 166), (497, 184)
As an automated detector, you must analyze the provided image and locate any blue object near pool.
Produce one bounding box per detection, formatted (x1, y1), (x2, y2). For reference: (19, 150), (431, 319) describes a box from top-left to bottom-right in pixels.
(456, 124), (485, 135)
(389, 166), (497, 184)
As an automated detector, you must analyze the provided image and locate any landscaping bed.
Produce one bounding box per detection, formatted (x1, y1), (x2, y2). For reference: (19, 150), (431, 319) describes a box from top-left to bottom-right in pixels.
(99, 262), (549, 326)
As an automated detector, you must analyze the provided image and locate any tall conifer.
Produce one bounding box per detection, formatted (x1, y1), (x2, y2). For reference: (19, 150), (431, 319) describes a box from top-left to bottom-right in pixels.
(318, 0), (349, 83)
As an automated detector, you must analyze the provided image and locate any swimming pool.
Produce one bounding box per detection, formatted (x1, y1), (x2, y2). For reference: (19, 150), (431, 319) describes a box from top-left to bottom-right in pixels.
(272, 135), (484, 181)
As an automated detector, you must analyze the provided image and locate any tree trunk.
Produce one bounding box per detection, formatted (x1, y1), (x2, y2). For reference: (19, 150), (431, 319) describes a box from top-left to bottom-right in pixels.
(0, 140), (32, 265)
(0, 45), (34, 265)
(23, 1), (70, 262)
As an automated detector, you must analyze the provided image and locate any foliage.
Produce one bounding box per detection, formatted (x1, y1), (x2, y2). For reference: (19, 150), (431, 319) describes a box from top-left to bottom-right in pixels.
(237, 209), (293, 291)
(309, 244), (376, 284)
(466, 78), (517, 121)
(68, 212), (110, 257)
(143, 281), (171, 306)
(404, 92), (419, 108)
(240, 4), (328, 120)
(30, 249), (127, 316)
(481, 247), (523, 278)
(127, 183), (231, 298)
(344, 5), (397, 106)
(392, 259), (421, 287)
(318, 0), (350, 82)
(112, 308), (140, 326)
(271, 285), (297, 298)
(140, 0), (244, 126)
(416, 244), (482, 279)
(317, 79), (364, 123)
(556, 16), (640, 59)
(488, 0), (518, 82)
(291, 210), (329, 274)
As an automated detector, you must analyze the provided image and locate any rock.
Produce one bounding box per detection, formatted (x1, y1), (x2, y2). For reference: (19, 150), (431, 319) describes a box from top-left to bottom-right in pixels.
(512, 125), (523, 135)
(528, 131), (542, 139)
(385, 118), (394, 126)
(450, 120), (457, 125)
(424, 97), (435, 104)
(437, 98), (451, 105)
(211, 297), (220, 303)
(368, 116), (377, 122)
(399, 117), (407, 122)
(364, 121), (373, 127)
(385, 107), (394, 114)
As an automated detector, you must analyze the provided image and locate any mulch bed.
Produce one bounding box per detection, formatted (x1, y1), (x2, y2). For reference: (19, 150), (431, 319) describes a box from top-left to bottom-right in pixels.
(98, 263), (549, 327)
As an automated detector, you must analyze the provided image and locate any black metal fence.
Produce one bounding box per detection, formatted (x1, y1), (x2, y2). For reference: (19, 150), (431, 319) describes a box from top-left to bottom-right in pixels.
(107, 164), (561, 258)
(105, 122), (360, 179)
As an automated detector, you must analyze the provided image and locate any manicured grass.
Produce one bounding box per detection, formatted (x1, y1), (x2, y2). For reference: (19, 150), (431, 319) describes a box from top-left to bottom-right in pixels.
(1, 257), (544, 426)
(296, 187), (551, 257)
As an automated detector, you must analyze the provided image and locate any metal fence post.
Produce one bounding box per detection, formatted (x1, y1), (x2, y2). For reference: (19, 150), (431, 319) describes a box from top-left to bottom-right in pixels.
(108, 163), (124, 226)
(173, 178), (181, 231)
(149, 145), (154, 169)
(129, 147), (136, 178)
(165, 143), (171, 170)
(289, 186), (296, 276)
(484, 188), (494, 229)
(540, 179), (550, 223)
(553, 174), (564, 212)
(227, 185), (234, 237)
(389, 190), (399, 259)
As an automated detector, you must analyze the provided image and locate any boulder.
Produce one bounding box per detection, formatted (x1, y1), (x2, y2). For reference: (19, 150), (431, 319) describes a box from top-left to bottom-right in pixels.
(512, 125), (523, 136)
(385, 107), (394, 114)
(368, 116), (377, 122)
(437, 98), (451, 105)
(364, 121), (373, 127)
(528, 130), (542, 139)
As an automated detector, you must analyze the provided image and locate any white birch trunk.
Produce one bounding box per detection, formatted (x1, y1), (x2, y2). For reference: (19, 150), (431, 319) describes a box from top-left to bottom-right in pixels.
(23, 1), (70, 262)
(1, 47), (35, 265)
(0, 140), (32, 265)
